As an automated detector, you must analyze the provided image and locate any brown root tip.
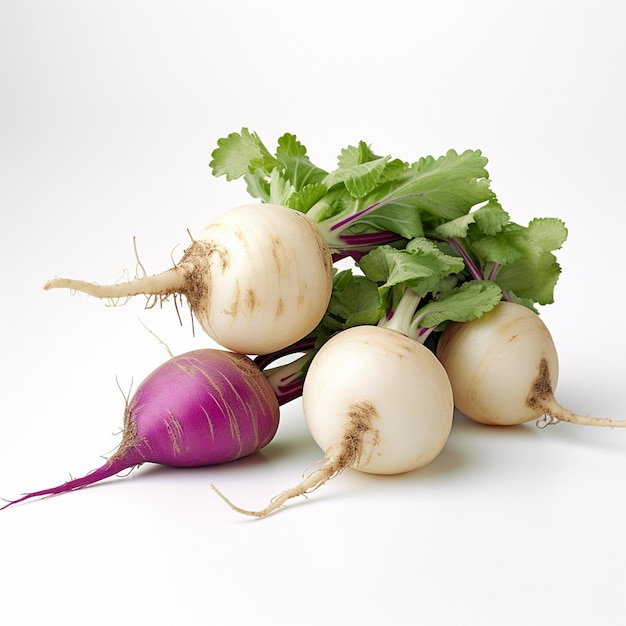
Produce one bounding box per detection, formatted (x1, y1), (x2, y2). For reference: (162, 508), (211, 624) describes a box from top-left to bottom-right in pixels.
(210, 451), (349, 518)
(212, 403), (378, 517)
(539, 396), (625, 428)
(528, 359), (624, 428)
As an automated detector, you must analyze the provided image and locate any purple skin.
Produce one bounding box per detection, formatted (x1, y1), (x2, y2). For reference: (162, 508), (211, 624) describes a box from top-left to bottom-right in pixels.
(2, 349), (280, 510)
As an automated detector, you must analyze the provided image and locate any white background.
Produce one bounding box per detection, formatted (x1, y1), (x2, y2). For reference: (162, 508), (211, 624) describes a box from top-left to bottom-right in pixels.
(2, 1), (625, 624)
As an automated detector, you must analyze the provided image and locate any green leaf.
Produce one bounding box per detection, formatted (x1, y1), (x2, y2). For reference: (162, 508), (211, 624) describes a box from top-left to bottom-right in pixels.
(434, 212), (476, 239)
(323, 270), (383, 328)
(379, 158), (410, 183)
(469, 224), (525, 265)
(359, 242), (465, 297)
(416, 280), (503, 329)
(243, 170), (270, 202)
(406, 237), (446, 254)
(268, 168), (295, 206)
(350, 149), (495, 234)
(209, 128), (277, 180)
(340, 200), (424, 240)
(526, 217), (568, 251)
(474, 201), (510, 235)
(496, 251), (562, 305)
(434, 200), (509, 238)
(467, 218), (568, 304)
(323, 155), (391, 198)
(336, 141), (380, 168)
(320, 142), (481, 231)
(275, 132), (328, 191)
(288, 182), (329, 212)
(276, 133), (308, 159)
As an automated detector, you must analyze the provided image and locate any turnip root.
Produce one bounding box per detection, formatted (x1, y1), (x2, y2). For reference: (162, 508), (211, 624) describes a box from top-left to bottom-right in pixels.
(44, 203), (333, 355)
(436, 301), (624, 427)
(1, 349), (280, 510)
(213, 325), (454, 517)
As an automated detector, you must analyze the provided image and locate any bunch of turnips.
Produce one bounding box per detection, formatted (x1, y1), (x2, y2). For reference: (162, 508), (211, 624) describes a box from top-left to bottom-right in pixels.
(3, 129), (622, 516)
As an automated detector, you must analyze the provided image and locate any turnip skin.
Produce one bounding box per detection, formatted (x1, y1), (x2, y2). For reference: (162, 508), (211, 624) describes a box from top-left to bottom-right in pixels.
(44, 203), (334, 355)
(119, 349), (280, 466)
(213, 326), (454, 517)
(436, 301), (623, 427)
(1, 349), (280, 510)
(304, 326), (453, 474)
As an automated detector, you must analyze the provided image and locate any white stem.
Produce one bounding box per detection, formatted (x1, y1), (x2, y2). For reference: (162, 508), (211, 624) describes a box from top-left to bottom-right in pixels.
(380, 288), (421, 335)
(264, 353), (309, 386)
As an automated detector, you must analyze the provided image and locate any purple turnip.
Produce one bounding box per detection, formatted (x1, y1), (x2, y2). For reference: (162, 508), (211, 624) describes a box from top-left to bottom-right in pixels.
(2, 349), (280, 509)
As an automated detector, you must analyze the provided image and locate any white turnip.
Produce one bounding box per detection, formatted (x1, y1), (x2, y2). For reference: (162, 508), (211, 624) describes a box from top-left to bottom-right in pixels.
(44, 203), (333, 355)
(213, 325), (454, 517)
(436, 301), (624, 427)
(1, 349), (280, 510)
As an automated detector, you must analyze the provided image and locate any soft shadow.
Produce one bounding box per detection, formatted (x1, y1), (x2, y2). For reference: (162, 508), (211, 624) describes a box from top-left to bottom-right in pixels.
(451, 409), (541, 439)
(123, 421), (319, 481)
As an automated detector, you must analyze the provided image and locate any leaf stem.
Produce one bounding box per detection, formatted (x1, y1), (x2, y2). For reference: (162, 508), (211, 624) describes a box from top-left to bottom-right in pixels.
(379, 288), (422, 337)
(446, 238), (483, 280)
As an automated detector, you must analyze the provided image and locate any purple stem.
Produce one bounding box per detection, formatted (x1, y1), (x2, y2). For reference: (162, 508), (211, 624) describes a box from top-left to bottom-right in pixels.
(331, 232), (403, 263)
(332, 250), (365, 263)
(417, 326), (433, 342)
(329, 201), (387, 232)
(254, 337), (317, 371)
(256, 341), (314, 405)
(486, 262), (501, 281)
(273, 378), (305, 406)
(446, 238), (483, 280)
(482, 262), (512, 302)
(338, 231), (401, 247)
(329, 194), (422, 235)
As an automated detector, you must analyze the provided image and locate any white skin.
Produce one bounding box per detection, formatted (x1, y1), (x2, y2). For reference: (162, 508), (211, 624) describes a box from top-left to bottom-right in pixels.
(436, 301), (624, 427)
(213, 325), (455, 517)
(44, 204), (333, 355)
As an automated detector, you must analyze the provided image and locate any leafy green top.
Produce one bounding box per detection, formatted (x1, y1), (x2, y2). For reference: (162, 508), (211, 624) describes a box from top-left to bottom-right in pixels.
(211, 128), (568, 363)
(210, 128), (496, 251)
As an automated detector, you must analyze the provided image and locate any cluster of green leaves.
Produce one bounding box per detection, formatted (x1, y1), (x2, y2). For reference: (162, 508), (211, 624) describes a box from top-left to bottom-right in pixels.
(436, 214), (568, 306)
(211, 128), (568, 351)
(319, 241), (504, 345)
(210, 129), (328, 212)
(210, 128), (496, 249)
